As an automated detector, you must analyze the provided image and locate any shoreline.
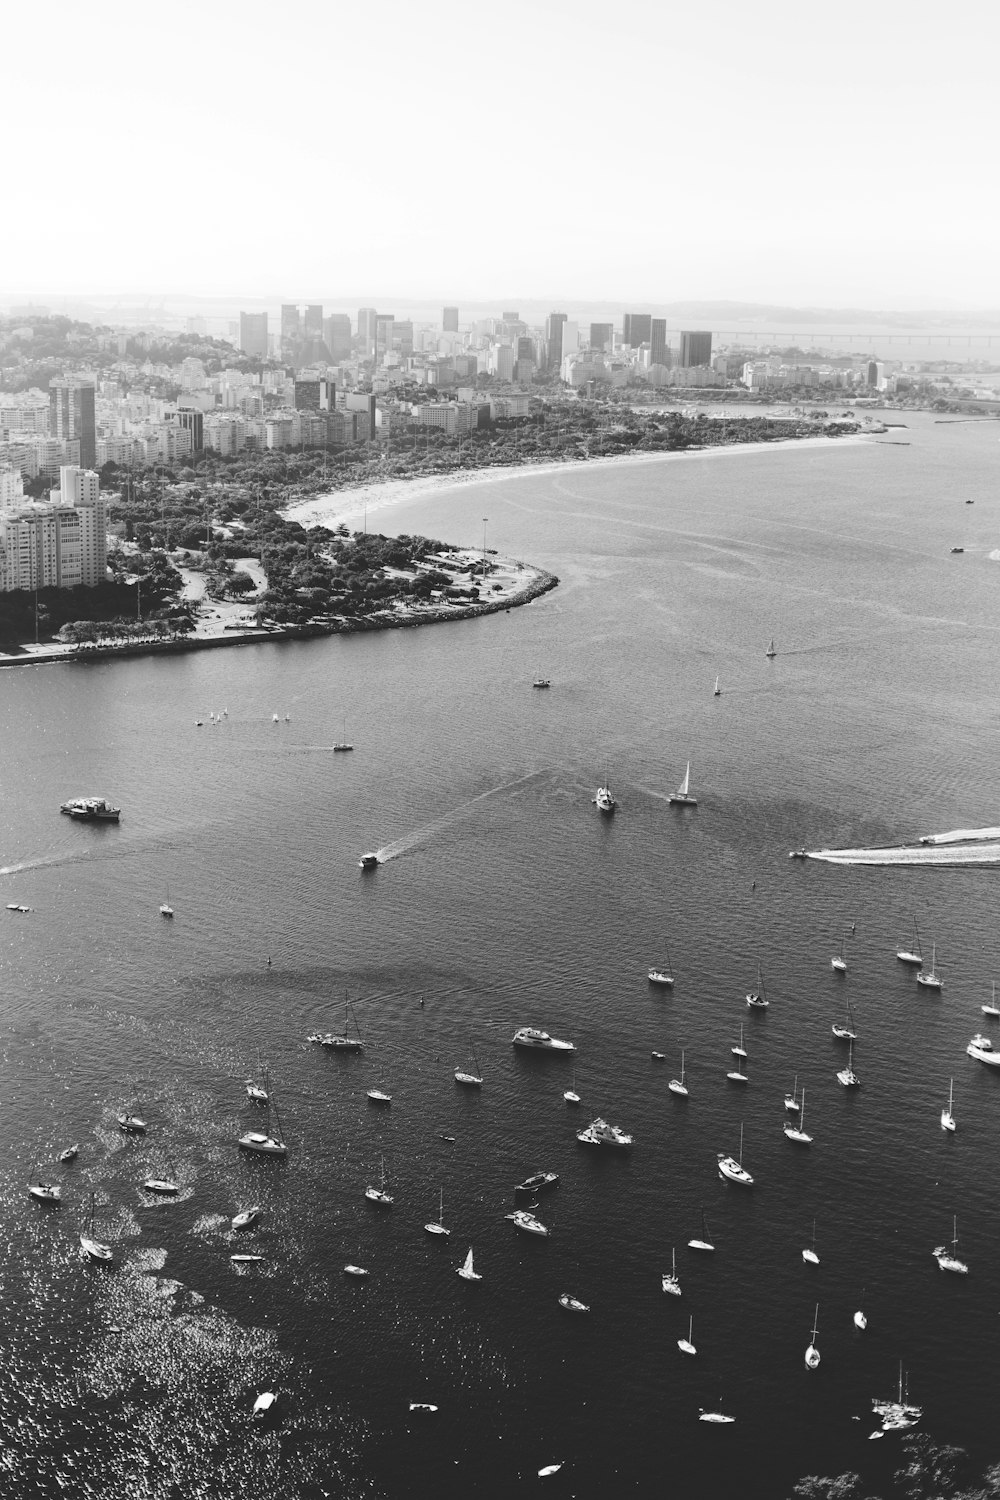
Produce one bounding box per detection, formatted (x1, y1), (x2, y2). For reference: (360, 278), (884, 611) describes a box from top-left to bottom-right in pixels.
(284, 433), (868, 532)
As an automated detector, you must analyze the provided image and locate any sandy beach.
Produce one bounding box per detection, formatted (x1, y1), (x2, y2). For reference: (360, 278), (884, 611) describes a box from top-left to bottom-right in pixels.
(284, 434), (868, 533)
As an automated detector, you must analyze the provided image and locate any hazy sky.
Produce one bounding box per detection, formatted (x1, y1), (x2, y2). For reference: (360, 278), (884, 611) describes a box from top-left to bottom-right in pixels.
(5, 0), (996, 308)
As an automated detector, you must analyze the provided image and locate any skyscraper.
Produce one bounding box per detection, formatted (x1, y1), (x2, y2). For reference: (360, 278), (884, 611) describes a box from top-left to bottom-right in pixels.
(375, 315), (396, 363)
(49, 378), (95, 469)
(281, 305), (301, 346)
(590, 323), (613, 353)
(622, 313), (652, 349)
(304, 304), (323, 337)
(357, 308), (378, 355)
(679, 331), (712, 367)
(443, 307), (459, 332)
(546, 312), (567, 373)
(323, 314), (352, 361)
(650, 319), (668, 367)
(239, 312), (269, 358)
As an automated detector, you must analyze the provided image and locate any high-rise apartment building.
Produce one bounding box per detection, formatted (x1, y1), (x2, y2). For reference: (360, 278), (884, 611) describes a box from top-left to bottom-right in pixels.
(49, 378), (96, 469)
(323, 314), (352, 361)
(679, 331), (713, 367)
(0, 465), (106, 592)
(622, 313), (652, 349)
(546, 313), (568, 373)
(590, 323), (614, 353)
(239, 312), (269, 358)
(650, 319), (669, 367)
(443, 306), (459, 332)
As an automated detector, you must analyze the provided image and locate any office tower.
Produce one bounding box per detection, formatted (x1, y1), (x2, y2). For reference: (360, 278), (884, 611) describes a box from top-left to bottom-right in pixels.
(679, 331), (713, 367)
(318, 377), (336, 411)
(650, 319), (668, 367)
(49, 378), (96, 469)
(239, 312), (269, 358)
(392, 320), (414, 356)
(622, 313), (652, 349)
(867, 359), (881, 387)
(590, 322), (613, 353)
(294, 379), (321, 412)
(304, 304), (323, 337)
(375, 315), (396, 362)
(443, 306), (459, 332)
(546, 313), (567, 373)
(281, 304), (300, 344)
(502, 311), (519, 321)
(357, 308), (378, 353)
(173, 406), (205, 451)
(323, 314), (352, 361)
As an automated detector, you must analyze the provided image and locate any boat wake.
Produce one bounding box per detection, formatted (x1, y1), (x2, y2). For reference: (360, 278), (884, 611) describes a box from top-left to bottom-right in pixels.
(809, 840), (1000, 867)
(0, 849), (92, 877)
(375, 770), (549, 864)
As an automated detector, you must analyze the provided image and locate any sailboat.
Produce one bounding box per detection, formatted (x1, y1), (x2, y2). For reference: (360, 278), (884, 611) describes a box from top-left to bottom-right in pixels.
(563, 1066), (581, 1105)
(668, 762), (697, 807)
(731, 1023), (747, 1059)
(940, 1078), (956, 1132)
(246, 1064), (269, 1103)
(726, 1049), (748, 1085)
(932, 1215), (968, 1274)
(713, 675), (721, 697)
(718, 1122), (753, 1185)
(648, 944), (675, 987)
(143, 1150), (180, 1195)
(677, 1316), (697, 1355)
(424, 1188), (450, 1236)
(365, 1156), (393, 1207)
(896, 917), (922, 966)
(455, 1046), (484, 1087)
(746, 963), (769, 1009)
(836, 1039), (861, 1088)
(333, 715), (353, 752)
(28, 1169), (61, 1204)
(456, 1246), (482, 1281)
(831, 933), (847, 973)
(238, 1083), (287, 1156)
(832, 999), (857, 1041)
(765, 638), (777, 658)
(873, 1363), (922, 1430)
(802, 1219), (820, 1265)
(79, 1191), (113, 1263)
(784, 1086), (813, 1144)
(805, 1305), (821, 1370)
(982, 980), (1000, 1018)
(854, 1290), (868, 1331)
(160, 885), (174, 919)
(916, 942), (943, 990)
(662, 1247), (681, 1296)
(117, 1104), (147, 1135)
(593, 776), (616, 814)
(688, 1208), (715, 1252)
(367, 1084), (392, 1105)
(784, 1075), (800, 1112)
(320, 996), (364, 1052)
(668, 1050), (689, 1097)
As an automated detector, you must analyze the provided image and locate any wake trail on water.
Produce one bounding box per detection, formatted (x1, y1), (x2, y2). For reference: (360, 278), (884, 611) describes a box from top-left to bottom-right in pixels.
(375, 770), (549, 863)
(809, 839), (1000, 868)
(0, 849), (93, 877)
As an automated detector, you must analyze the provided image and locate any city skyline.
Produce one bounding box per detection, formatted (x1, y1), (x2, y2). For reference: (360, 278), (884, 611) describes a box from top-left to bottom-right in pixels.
(5, 0), (996, 309)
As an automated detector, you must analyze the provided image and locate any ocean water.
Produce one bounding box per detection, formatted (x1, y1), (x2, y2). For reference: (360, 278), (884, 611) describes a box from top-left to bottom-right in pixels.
(2, 411), (999, 1498)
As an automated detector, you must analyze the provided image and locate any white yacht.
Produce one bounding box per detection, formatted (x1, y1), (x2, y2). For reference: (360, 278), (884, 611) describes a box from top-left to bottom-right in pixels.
(455, 1046), (483, 1087)
(558, 1294), (590, 1313)
(967, 1037), (1000, 1066)
(805, 1305), (821, 1370)
(916, 943), (943, 990)
(687, 1209), (715, 1252)
(232, 1206), (260, 1230)
(940, 1078), (956, 1132)
(367, 1088), (392, 1106)
(932, 1216), (968, 1274)
(507, 1209), (549, 1236)
(60, 796), (121, 822)
(512, 1027), (575, 1052)
(576, 1117), (633, 1147)
(677, 1316), (696, 1355)
(836, 1039), (861, 1088)
(593, 782), (616, 814)
(28, 1179), (61, 1203)
(668, 1050), (689, 1097)
(365, 1157), (393, 1206)
(424, 1189), (450, 1237)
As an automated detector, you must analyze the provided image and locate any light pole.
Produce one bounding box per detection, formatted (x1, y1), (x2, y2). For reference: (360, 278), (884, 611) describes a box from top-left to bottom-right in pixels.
(482, 517), (488, 584)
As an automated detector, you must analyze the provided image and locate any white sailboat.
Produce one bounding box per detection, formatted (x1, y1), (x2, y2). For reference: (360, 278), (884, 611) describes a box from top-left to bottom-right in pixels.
(784, 1075), (800, 1112)
(896, 917), (922, 966)
(456, 1246), (482, 1281)
(455, 1045), (483, 1087)
(365, 1156), (393, 1207)
(668, 1049), (689, 1097)
(661, 1247), (681, 1296)
(160, 884), (174, 919)
(731, 1023), (747, 1060)
(726, 1032), (748, 1084)
(648, 943), (675, 987)
(668, 762), (697, 807)
(79, 1191), (113, 1263)
(804, 1305), (821, 1370)
(916, 942), (943, 990)
(784, 1086), (813, 1144)
(940, 1078), (956, 1132)
(832, 998), (857, 1041)
(238, 1084), (287, 1156)
(713, 675), (721, 697)
(718, 1122), (754, 1185)
(688, 1208), (715, 1252)
(765, 637), (777, 658)
(424, 1188), (450, 1236)
(831, 933), (847, 973)
(837, 1039), (861, 1088)
(932, 1215), (968, 1274)
(678, 1316), (696, 1355)
(802, 1219), (820, 1265)
(563, 1066), (581, 1105)
(854, 1290), (868, 1331)
(746, 963), (769, 1010)
(333, 714), (354, 752)
(593, 775), (616, 814)
(982, 980), (1000, 1018)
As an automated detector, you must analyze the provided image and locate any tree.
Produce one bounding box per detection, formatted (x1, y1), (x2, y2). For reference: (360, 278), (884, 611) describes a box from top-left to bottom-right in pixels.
(791, 1476), (865, 1500)
(895, 1436), (971, 1500)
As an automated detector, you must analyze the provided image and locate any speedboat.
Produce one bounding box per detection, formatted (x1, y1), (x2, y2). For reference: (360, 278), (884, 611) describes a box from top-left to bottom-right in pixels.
(28, 1180), (61, 1203)
(532, 677), (551, 689)
(967, 1038), (1000, 1065)
(699, 1410), (735, 1423)
(60, 796), (121, 822)
(142, 1176), (179, 1195)
(593, 784), (616, 814)
(515, 1171), (559, 1194)
(558, 1293), (590, 1312)
(359, 853), (379, 870)
(344, 1265), (369, 1277)
(232, 1207), (260, 1230)
(238, 1131), (287, 1156)
(252, 1391), (277, 1422)
(576, 1118), (633, 1147)
(59, 1144), (79, 1163)
(117, 1112), (147, 1134)
(512, 1027), (575, 1052)
(507, 1209), (549, 1236)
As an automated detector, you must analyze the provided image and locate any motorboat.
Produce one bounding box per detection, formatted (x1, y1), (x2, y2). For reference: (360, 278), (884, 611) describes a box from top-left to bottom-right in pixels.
(576, 1118), (632, 1147)
(507, 1209), (549, 1236)
(232, 1207), (260, 1230)
(699, 1410), (735, 1424)
(662, 1247), (681, 1296)
(456, 1246), (482, 1281)
(6, 902), (31, 912)
(344, 1265), (369, 1277)
(933, 1215), (968, 1274)
(532, 677), (551, 689)
(252, 1391), (277, 1422)
(805, 1305), (821, 1370)
(668, 762), (697, 807)
(28, 1180), (61, 1203)
(783, 1086), (813, 1144)
(409, 1402), (439, 1413)
(117, 1111), (147, 1134)
(593, 782), (616, 814)
(365, 1157), (393, 1206)
(515, 1171), (559, 1194)
(916, 942), (943, 990)
(512, 1027), (575, 1052)
(359, 852), (380, 870)
(967, 1038), (1000, 1066)
(60, 797), (121, 822)
(718, 1123), (753, 1185)
(668, 1050), (689, 1097)
(677, 1316), (696, 1355)
(424, 1189), (451, 1236)
(558, 1293), (590, 1313)
(367, 1089), (392, 1106)
(941, 1078), (956, 1133)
